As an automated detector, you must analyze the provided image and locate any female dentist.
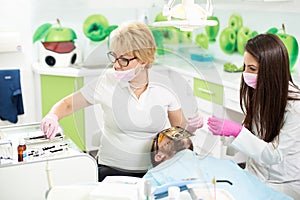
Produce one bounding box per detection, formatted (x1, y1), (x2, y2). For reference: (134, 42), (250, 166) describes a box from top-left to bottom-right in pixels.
(40, 21), (203, 181)
(208, 34), (300, 199)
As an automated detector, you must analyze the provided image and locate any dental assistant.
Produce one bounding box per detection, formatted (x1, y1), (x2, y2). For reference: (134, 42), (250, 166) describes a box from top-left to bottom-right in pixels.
(40, 21), (203, 181)
(208, 34), (300, 199)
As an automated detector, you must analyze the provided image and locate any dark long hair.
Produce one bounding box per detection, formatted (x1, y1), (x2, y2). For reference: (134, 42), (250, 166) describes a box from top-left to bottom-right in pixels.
(240, 34), (300, 142)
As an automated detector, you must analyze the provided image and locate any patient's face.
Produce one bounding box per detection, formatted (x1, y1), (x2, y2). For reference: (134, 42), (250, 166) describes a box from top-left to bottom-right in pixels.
(154, 134), (192, 163)
(157, 134), (172, 150)
(156, 131), (192, 152)
(151, 127), (194, 167)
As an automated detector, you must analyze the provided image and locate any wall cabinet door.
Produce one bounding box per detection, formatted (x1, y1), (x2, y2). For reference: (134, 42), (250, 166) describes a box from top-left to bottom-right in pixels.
(40, 75), (86, 150)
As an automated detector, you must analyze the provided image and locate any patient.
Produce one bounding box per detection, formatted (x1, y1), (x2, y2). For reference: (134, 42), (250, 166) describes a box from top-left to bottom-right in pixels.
(143, 126), (293, 200)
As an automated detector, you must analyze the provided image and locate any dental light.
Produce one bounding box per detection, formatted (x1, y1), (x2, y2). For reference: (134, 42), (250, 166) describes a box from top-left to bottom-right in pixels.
(152, 0), (217, 31)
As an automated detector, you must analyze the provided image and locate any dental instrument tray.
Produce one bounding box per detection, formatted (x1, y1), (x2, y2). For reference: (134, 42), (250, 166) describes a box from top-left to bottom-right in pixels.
(24, 133), (69, 160)
(24, 132), (64, 145)
(0, 122), (74, 162)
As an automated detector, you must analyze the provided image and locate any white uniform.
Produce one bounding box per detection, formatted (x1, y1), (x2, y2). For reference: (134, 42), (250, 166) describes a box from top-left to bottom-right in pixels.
(230, 85), (300, 199)
(80, 68), (181, 171)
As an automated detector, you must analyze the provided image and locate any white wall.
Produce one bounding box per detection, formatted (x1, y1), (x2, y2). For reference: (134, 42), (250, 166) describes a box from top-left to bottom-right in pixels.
(0, 0), (300, 125)
(211, 0), (300, 70)
(29, 0), (163, 60)
(0, 0), (163, 125)
(0, 0), (33, 125)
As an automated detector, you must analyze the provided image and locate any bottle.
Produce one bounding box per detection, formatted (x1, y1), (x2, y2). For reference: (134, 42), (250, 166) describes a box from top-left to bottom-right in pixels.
(18, 138), (27, 162)
(144, 180), (153, 200)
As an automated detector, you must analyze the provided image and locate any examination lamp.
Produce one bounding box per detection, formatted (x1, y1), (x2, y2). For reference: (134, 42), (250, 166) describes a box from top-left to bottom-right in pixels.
(152, 0), (217, 31)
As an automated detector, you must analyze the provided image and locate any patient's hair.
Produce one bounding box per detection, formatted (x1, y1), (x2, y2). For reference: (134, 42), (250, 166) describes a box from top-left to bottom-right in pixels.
(150, 130), (193, 167)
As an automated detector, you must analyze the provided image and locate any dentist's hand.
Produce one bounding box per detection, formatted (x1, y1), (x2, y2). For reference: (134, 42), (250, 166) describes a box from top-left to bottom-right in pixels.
(207, 116), (242, 137)
(186, 113), (204, 133)
(41, 113), (59, 139)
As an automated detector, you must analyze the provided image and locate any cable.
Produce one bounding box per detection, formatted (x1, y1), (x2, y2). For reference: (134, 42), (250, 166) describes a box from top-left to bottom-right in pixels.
(45, 160), (53, 199)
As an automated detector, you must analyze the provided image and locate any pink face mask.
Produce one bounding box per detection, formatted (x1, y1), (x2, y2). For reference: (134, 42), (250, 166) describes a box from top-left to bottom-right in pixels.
(113, 64), (145, 82)
(243, 72), (257, 89)
(114, 66), (136, 81)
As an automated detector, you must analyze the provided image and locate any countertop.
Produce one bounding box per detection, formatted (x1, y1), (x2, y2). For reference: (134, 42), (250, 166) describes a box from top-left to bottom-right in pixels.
(32, 62), (107, 77)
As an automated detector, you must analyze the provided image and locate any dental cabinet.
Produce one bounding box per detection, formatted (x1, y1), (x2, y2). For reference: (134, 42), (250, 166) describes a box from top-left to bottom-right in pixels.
(32, 64), (105, 152)
(0, 123), (98, 200)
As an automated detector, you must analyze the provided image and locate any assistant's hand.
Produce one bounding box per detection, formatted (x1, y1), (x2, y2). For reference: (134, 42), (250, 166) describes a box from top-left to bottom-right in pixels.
(207, 116), (242, 137)
(41, 113), (59, 139)
(186, 113), (204, 133)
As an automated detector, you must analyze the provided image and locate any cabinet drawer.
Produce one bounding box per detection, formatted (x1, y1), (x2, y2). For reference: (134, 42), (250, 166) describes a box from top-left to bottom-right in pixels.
(193, 78), (223, 105)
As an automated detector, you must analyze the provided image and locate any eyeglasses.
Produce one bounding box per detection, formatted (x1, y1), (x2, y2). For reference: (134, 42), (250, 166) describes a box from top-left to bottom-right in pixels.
(154, 126), (194, 152)
(107, 51), (137, 67)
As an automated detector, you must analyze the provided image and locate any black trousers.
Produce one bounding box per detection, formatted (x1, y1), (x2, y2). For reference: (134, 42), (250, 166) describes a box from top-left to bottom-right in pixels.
(98, 164), (146, 182)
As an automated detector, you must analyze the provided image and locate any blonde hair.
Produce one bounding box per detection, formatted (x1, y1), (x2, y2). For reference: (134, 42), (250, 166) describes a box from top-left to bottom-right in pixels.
(109, 21), (156, 67)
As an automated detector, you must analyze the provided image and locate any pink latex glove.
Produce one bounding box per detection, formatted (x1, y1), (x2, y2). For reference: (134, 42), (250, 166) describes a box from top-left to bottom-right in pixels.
(207, 116), (242, 137)
(186, 113), (204, 133)
(41, 113), (59, 139)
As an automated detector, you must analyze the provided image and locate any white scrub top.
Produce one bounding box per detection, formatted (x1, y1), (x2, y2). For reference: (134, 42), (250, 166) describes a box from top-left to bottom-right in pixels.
(230, 85), (300, 199)
(80, 68), (181, 171)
